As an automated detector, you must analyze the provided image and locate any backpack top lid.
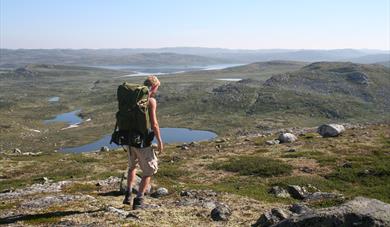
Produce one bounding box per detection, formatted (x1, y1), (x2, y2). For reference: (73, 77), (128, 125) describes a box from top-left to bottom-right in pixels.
(117, 82), (149, 112)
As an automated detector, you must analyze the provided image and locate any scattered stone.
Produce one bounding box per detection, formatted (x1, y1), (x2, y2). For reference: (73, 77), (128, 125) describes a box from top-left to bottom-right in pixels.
(287, 185), (308, 200)
(317, 124), (345, 137)
(181, 145), (189, 150)
(300, 166), (314, 173)
(177, 189), (219, 209)
(151, 187), (169, 198)
(100, 146), (110, 152)
(266, 140), (280, 145)
(287, 148), (297, 152)
(269, 186), (291, 198)
(0, 181), (72, 199)
(341, 161), (352, 168)
(22, 152), (42, 156)
(189, 142), (199, 147)
(211, 203), (232, 221)
(278, 133), (297, 143)
(22, 194), (96, 209)
(106, 206), (129, 218)
(13, 148), (21, 154)
(215, 138), (226, 143)
(304, 192), (344, 202)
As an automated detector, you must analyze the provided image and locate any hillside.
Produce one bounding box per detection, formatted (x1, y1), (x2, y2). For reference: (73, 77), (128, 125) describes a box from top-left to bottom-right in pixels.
(0, 50), (230, 68)
(0, 123), (389, 226)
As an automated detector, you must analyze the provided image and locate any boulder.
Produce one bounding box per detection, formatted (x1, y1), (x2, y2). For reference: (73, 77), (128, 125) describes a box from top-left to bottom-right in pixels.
(100, 146), (110, 152)
(151, 187), (169, 198)
(287, 185), (308, 200)
(289, 204), (312, 214)
(317, 124), (345, 137)
(275, 197), (390, 226)
(278, 133), (297, 143)
(13, 148), (21, 154)
(269, 186), (291, 198)
(211, 203), (232, 221)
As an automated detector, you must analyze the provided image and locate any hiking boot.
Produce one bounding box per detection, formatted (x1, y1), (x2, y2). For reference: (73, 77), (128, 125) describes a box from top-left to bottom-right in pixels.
(122, 191), (131, 205)
(133, 197), (157, 210)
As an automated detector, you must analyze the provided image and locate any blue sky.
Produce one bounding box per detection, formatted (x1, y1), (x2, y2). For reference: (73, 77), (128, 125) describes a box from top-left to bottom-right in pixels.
(1, 0), (389, 49)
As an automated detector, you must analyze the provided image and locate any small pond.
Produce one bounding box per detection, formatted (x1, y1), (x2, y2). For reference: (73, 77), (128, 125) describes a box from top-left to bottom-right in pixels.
(61, 128), (217, 153)
(44, 110), (82, 125)
(48, 96), (60, 102)
(215, 78), (242, 82)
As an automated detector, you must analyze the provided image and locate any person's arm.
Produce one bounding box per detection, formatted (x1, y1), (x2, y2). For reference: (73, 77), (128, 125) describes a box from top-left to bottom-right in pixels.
(149, 97), (163, 153)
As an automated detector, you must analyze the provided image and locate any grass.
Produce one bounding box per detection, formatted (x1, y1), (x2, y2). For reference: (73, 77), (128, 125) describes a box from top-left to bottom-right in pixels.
(210, 156), (293, 177)
(63, 182), (97, 193)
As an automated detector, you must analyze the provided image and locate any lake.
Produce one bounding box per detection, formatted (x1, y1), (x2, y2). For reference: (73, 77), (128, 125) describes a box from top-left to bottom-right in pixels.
(44, 110), (217, 152)
(61, 128), (217, 153)
(100, 63), (244, 77)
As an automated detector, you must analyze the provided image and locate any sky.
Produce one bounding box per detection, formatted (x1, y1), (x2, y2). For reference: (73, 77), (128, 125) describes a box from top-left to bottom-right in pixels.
(1, 0), (389, 50)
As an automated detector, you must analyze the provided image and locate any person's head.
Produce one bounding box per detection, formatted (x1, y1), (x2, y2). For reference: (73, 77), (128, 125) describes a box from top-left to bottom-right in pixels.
(144, 75), (160, 97)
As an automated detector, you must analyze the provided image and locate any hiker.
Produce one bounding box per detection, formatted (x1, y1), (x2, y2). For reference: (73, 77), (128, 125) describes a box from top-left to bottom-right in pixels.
(122, 75), (163, 209)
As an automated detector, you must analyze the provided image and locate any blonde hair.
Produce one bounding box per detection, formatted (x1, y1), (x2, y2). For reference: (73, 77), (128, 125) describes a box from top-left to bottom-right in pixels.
(144, 75), (160, 87)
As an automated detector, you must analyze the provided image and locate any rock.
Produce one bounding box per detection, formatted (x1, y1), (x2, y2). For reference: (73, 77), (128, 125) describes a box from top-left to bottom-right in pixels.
(289, 204), (312, 214)
(253, 211), (280, 227)
(189, 142), (199, 147)
(0, 181), (72, 200)
(274, 197), (390, 226)
(304, 192), (344, 202)
(271, 208), (292, 220)
(22, 194), (96, 209)
(13, 148), (21, 154)
(100, 146), (110, 152)
(106, 206), (129, 218)
(266, 140), (280, 145)
(211, 203), (232, 221)
(287, 148), (297, 152)
(317, 124), (345, 137)
(269, 186), (291, 198)
(151, 187), (169, 198)
(215, 138), (226, 143)
(300, 166), (314, 173)
(181, 145), (189, 150)
(287, 185), (308, 200)
(278, 133), (297, 143)
(341, 161), (352, 168)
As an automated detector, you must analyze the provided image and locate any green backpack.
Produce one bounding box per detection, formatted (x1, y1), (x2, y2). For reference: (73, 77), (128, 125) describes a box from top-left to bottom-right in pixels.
(111, 82), (152, 146)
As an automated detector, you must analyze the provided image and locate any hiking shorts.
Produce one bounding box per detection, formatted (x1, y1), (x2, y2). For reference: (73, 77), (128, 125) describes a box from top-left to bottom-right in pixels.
(124, 146), (158, 177)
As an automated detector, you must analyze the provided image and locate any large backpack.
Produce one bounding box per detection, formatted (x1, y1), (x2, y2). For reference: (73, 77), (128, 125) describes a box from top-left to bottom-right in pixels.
(110, 82), (152, 146)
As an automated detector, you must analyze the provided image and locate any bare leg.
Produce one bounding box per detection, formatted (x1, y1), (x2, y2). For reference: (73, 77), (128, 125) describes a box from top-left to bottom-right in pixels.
(127, 167), (136, 191)
(137, 176), (151, 197)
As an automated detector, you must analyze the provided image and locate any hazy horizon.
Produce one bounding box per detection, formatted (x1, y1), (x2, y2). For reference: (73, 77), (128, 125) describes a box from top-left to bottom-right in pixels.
(1, 0), (389, 50)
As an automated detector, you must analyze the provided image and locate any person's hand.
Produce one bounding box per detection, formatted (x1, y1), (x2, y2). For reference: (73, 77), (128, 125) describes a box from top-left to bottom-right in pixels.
(158, 141), (164, 154)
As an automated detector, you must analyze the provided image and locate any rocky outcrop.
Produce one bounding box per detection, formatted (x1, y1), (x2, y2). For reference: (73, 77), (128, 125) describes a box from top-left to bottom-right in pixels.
(317, 124), (345, 137)
(254, 197), (390, 227)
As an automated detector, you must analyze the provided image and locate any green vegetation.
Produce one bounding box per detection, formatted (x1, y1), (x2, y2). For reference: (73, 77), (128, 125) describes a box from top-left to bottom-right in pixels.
(210, 156), (293, 177)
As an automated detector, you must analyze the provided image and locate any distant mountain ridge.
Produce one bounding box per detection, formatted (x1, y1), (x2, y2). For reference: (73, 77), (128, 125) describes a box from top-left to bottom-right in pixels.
(1, 48), (389, 68)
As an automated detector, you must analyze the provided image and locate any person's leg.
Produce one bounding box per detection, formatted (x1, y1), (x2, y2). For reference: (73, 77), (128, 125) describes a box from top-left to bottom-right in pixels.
(123, 146), (137, 205)
(137, 176), (151, 198)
